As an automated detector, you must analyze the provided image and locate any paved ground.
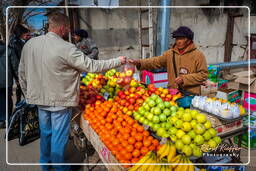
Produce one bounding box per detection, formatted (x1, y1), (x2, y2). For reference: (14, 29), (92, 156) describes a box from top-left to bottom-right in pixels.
(0, 128), (107, 171)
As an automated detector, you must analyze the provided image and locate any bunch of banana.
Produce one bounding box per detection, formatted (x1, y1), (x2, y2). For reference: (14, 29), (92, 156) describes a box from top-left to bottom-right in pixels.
(129, 151), (157, 171)
(157, 140), (176, 162)
(147, 158), (172, 171)
(171, 154), (194, 171)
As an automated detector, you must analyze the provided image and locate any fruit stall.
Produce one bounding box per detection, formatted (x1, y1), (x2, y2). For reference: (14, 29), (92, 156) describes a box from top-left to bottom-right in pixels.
(78, 66), (249, 171)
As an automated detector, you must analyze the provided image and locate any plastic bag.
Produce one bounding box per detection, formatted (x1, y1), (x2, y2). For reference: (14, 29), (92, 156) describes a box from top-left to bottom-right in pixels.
(19, 101), (40, 146)
(117, 63), (135, 87)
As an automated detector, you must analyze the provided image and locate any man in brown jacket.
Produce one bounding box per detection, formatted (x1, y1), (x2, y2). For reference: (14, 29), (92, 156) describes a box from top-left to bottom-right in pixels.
(130, 26), (208, 95)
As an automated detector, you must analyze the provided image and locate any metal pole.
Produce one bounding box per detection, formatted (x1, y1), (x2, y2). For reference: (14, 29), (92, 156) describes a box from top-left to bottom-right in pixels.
(156, 0), (171, 56)
(65, 0), (71, 42)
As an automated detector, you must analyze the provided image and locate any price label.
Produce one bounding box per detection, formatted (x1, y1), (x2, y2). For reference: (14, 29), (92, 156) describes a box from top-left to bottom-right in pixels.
(101, 147), (110, 162)
(143, 125), (149, 130)
(103, 92), (110, 100)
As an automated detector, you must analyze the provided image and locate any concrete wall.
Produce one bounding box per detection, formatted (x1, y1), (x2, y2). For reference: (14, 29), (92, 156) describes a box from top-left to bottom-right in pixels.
(77, 1), (254, 63)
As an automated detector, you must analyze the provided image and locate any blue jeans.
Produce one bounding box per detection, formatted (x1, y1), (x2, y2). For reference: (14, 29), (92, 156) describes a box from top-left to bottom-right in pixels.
(38, 108), (71, 171)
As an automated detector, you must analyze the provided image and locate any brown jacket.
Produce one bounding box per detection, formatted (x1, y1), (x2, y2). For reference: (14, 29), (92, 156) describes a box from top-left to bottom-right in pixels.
(139, 43), (208, 95)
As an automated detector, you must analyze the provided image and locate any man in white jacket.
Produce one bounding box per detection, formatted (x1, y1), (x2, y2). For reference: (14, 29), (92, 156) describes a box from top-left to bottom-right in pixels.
(19, 12), (126, 171)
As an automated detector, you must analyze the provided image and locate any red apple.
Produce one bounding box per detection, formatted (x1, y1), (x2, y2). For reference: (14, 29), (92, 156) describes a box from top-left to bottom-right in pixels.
(129, 98), (136, 104)
(129, 87), (136, 93)
(136, 98), (144, 105)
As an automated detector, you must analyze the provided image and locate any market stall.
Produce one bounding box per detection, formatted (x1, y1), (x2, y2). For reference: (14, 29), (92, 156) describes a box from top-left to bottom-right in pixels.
(77, 66), (251, 171)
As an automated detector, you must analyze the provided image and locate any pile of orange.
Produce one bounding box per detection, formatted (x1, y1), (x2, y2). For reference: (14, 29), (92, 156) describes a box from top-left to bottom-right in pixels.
(83, 100), (160, 167)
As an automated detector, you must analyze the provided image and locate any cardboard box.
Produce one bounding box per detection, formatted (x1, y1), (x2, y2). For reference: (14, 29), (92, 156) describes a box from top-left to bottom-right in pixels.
(228, 71), (256, 94)
(216, 88), (242, 103)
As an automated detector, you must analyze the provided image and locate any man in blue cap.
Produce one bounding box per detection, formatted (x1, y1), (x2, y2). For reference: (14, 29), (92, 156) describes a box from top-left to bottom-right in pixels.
(73, 29), (99, 60)
(129, 26), (208, 95)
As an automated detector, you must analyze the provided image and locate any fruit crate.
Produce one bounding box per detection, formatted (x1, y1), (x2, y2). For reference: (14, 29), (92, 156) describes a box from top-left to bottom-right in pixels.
(80, 116), (126, 171)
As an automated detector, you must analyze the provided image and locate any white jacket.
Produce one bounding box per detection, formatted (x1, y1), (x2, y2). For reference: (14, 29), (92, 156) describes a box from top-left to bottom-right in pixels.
(19, 32), (121, 106)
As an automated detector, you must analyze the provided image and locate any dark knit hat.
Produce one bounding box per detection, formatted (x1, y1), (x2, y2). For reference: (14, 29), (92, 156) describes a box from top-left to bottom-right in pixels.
(74, 29), (88, 38)
(172, 26), (194, 40)
(14, 24), (30, 37)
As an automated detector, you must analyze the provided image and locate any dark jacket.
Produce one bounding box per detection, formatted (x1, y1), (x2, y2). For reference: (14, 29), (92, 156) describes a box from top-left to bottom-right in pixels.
(9, 36), (26, 61)
(0, 41), (19, 88)
(139, 43), (208, 95)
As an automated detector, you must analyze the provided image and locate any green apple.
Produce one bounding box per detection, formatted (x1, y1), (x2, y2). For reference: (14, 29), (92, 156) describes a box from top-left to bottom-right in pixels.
(193, 146), (203, 157)
(196, 113), (207, 124)
(156, 98), (163, 104)
(150, 107), (155, 114)
(204, 120), (212, 129)
(194, 135), (205, 145)
(165, 122), (172, 130)
(157, 103), (165, 110)
(138, 107), (146, 115)
(153, 107), (162, 115)
(208, 139), (217, 148)
(148, 100), (156, 107)
(170, 135), (177, 142)
(190, 120), (197, 129)
(189, 143), (197, 149)
(143, 119), (149, 125)
(151, 94), (158, 100)
(159, 114), (167, 122)
(134, 114), (140, 121)
(203, 131), (212, 141)
(175, 139), (184, 150)
(163, 109), (171, 116)
(208, 128), (217, 137)
(169, 116), (178, 124)
(182, 113), (192, 122)
(188, 130), (197, 139)
(178, 107), (184, 111)
(146, 113), (154, 121)
(143, 104), (151, 111)
(152, 124), (160, 131)
(193, 124), (206, 135)
(160, 122), (166, 129)
(190, 110), (199, 119)
(182, 122), (192, 132)
(175, 119), (183, 129)
(170, 106), (178, 112)
(157, 127), (166, 137)
(176, 130), (185, 139)
(148, 122), (154, 127)
(181, 135), (191, 145)
(176, 111), (183, 119)
(182, 145), (192, 157)
(152, 115), (160, 124)
(139, 117), (145, 123)
(213, 136), (222, 144)
(169, 127), (177, 135)
(164, 101), (171, 108)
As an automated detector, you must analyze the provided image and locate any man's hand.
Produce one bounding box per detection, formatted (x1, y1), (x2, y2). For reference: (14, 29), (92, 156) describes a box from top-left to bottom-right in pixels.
(128, 59), (141, 68)
(174, 76), (184, 85)
(119, 56), (127, 64)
